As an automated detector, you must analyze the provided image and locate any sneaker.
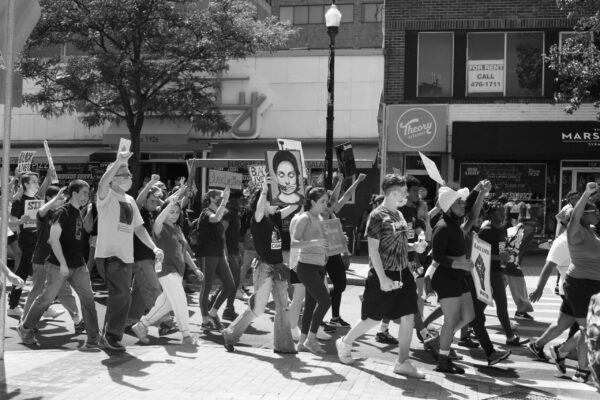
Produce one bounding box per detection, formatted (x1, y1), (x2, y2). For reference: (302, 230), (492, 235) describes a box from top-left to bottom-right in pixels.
(291, 326), (301, 342)
(336, 338), (353, 364)
(316, 327), (332, 341)
(572, 368), (591, 383)
(99, 334), (126, 352)
(297, 341), (308, 352)
(375, 330), (398, 345)
(74, 320), (86, 335)
(550, 344), (567, 374)
(208, 315), (223, 332)
(458, 337), (480, 348)
(85, 339), (100, 349)
(526, 341), (548, 361)
(303, 338), (326, 354)
(158, 321), (178, 336)
(423, 335), (440, 352)
(222, 308), (238, 321)
(8, 306), (23, 318)
(514, 312), (534, 321)
(131, 322), (150, 344)
(182, 335), (199, 346)
(487, 350), (511, 366)
(16, 323), (37, 345)
(506, 336), (530, 346)
(236, 289), (250, 301)
(42, 305), (65, 319)
(222, 330), (235, 352)
(322, 322), (337, 333)
(435, 356), (465, 374)
(393, 360), (425, 379)
(448, 349), (463, 361)
(329, 317), (351, 328)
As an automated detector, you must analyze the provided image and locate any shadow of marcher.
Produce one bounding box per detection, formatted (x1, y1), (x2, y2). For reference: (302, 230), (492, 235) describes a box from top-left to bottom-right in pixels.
(232, 348), (346, 384)
(100, 352), (175, 392)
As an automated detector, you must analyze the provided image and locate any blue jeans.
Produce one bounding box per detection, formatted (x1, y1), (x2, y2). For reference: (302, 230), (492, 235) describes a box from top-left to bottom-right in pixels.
(223, 261), (295, 352)
(23, 263), (99, 341)
(96, 257), (133, 339)
(127, 259), (162, 325)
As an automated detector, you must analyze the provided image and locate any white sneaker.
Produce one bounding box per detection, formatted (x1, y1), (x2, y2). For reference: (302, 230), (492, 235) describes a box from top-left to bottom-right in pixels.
(43, 305), (65, 319)
(336, 338), (353, 364)
(131, 322), (150, 344)
(303, 338), (326, 354)
(8, 306), (23, 317)
(291, 326), (301, 342)
(393, 360), (425, 379)
(182, 335), (199, 346)
(316, 327), (331, 341)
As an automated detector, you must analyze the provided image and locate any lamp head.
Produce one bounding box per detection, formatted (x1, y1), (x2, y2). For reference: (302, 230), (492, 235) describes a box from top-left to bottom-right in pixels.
(325, 4), (342, 28)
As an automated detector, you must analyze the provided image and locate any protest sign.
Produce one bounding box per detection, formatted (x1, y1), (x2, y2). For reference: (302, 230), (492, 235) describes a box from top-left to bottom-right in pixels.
(266, 150), (305, 206)
(17, 151), (35, 174)
(419, 152), (445, 186)
(471, 233), (493, 306)
(277, 139), (307, 178)
(208, 170), (243, 190)
(249, 164), (267, 186)
(335, 142), (356, 178)
(118, 137), (131, 153)
(319, 218), (349, 257)
(23, 199), (43, 229)
(43, 140), (59, 184)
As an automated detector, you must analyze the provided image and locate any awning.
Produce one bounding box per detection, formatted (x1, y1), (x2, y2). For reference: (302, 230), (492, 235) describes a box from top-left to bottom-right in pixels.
(193, 141), (378, 169)
(103, 118), (191, 148)
(0, 146), (105, 164)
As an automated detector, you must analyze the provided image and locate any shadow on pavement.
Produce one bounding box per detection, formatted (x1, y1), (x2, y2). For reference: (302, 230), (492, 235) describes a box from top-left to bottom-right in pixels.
(0, 360), (43, 400)
(101, 352), (175, 392)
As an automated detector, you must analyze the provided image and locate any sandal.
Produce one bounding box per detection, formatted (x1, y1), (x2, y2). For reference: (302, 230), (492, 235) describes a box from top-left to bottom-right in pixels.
(572, 368), (591, 383)
(549, 344), (567, 375)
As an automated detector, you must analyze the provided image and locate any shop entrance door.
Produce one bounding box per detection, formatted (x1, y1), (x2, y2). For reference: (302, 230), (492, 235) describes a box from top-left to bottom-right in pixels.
(560, 160), (600, 202)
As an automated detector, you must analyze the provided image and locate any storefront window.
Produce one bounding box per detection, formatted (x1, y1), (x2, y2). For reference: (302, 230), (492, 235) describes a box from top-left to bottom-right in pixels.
(417, 32), (453, 97)
(467, 32), (544, 97)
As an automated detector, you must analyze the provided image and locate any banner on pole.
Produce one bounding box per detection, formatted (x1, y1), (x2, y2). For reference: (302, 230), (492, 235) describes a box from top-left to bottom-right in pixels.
(17, 150), (35, 173)
(335, 142), (356, 178)
(43, 140), (59, 184)
(471, 233), (493, 306)
(319, 218), (349, 257)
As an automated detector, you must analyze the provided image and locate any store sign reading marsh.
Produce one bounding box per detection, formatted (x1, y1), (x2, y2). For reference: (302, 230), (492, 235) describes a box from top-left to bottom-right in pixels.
(467, 60), (504, 93)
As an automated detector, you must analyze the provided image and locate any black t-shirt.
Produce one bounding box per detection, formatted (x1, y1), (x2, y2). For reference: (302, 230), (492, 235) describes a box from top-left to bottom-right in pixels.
(223, 208), (241, 255)
(399, 204), (419, 262)
(134, 207), (156, 261)
(251, 211), (283, 264)
(47, 204), (85, 268)
(32, 209), (53, 265)
(477, 224), (508, 272)
(279, 208), (300, 252)
(11, 194), (39, 248)
(195, 208), (225, 257)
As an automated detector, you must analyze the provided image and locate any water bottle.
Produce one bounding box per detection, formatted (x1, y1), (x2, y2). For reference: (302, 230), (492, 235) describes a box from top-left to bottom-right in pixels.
(418, 231), (426, 242)
(154, 259), (162, 273)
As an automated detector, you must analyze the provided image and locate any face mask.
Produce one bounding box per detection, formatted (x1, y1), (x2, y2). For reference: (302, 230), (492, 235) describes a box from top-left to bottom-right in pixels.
(118, 181), (132, 191)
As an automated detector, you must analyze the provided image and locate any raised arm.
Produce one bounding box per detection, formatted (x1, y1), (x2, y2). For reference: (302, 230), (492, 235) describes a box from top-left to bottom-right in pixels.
(254, 180), (269, 223)
(462, 179), (491, 233)
(136, 174), (160, 209)
(38, 167), (54, 199)
(98, 152), (131, 201)
(331, 173), (366, 214)
(38, 187), (66, 218)
(567, 181), (597, 242)
(208, 187), (230, 223)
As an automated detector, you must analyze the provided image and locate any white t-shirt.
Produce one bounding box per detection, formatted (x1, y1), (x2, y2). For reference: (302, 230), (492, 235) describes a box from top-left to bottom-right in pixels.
(546, 232), (570, 295)
(95, 189), (144, 263)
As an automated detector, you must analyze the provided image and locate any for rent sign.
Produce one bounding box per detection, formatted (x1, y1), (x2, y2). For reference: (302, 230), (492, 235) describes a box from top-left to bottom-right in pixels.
(386, 105), (447, 152)
(467, 60), (504, 94)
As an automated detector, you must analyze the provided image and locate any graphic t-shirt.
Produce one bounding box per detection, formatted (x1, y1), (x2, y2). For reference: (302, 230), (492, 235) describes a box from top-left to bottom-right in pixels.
(96, 189), (144, 263)
(251, 211), (283, 265)
(477, 225), (508, 272)
(194, 208), (225, 257)
(32, 209), (54, 265)
(399, 204), (418, 262)
(366, 205), (408, 272)
(47, 204), (86, 268)
(134, 207), (156, 261)
(11, 194), (40, 248)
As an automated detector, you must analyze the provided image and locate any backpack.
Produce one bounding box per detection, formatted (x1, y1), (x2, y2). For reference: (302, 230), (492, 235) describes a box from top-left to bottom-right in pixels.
(188, 216), (207, 248)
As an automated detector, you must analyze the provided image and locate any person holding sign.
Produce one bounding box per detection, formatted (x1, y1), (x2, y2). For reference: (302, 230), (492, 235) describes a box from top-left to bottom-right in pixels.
(270, 150), (305, 205)
(336, 175), (424, 379)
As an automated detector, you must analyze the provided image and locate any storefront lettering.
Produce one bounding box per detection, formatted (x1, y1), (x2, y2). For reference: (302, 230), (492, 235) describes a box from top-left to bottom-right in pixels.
(399, 118), (432, 139)
(395, 108), (437, 149)
(218, 91), (266, 140)
(561, 131), (600, 141)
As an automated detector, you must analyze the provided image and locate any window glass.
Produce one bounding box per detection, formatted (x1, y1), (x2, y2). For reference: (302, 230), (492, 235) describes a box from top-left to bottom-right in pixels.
(417, 33), (453, 97)
(467, 33), (505, 96)
(279, 6), (293, 24)
(293, 6), (309, 24)
(309, 5), (324, 24)
(338, 4), (354, 23)
(505, 32), (543, 97)
(363, 3), (383, 22)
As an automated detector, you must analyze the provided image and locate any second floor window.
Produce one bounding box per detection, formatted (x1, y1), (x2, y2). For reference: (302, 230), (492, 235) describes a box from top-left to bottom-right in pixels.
(418, 32), (454, 97)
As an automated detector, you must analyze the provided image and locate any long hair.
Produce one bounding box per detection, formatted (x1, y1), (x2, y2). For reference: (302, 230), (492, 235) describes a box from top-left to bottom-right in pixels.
(305, 186), (327, 211)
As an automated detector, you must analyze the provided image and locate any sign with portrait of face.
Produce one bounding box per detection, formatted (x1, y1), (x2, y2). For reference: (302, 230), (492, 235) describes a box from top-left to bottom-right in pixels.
(265, 150), (305, 206)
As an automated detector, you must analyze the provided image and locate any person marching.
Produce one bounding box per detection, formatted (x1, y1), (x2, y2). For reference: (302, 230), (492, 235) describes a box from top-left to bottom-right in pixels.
(336, 174), (424, 379)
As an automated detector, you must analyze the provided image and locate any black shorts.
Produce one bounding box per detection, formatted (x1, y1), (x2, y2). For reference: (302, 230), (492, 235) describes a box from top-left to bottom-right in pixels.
(559, 294), (574, 317)
(361, 268), (418, 321)
(289, 268), (301, 285)
(563, 275), (600, 318)
(431, 267), (469, 300)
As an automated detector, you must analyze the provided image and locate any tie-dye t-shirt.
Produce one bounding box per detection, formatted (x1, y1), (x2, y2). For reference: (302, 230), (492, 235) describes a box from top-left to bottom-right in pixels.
(366, 205), (408, 272)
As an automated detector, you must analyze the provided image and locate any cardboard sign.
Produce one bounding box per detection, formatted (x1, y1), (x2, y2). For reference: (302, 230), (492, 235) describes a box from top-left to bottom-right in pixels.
(266, 150), (305, 206)
(23, 199), (44, 229)
(277, 139), (307, 179)
(419, 152), (445, 186)
(249, 164), (267, 185)
(335, 142), (356, 177)
(118, 137), (131, 153)
(208, 170), (243, 190)
(471, 233), (493, 306)
(43, 140), (59, 184)
(186, 159), (198, 193)
(17, 151), (36, 174)
(467, 59), (504, 94)
(319, 218), (349, 257)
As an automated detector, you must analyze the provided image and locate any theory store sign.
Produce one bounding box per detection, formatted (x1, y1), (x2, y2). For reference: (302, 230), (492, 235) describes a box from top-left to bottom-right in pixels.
(386, 105), (448, 152)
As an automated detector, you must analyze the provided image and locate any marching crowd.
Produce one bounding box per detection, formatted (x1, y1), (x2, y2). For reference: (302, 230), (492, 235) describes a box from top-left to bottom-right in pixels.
(3, 149), (599, 385)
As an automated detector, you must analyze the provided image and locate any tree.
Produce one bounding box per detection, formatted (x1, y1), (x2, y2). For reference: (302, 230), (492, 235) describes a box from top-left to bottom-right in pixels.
(546, 0), (600, 118)
(19, 0), (296, 190)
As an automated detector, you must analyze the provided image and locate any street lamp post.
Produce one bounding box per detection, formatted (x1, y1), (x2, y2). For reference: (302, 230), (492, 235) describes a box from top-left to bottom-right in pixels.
(324, 4), (341, 190)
